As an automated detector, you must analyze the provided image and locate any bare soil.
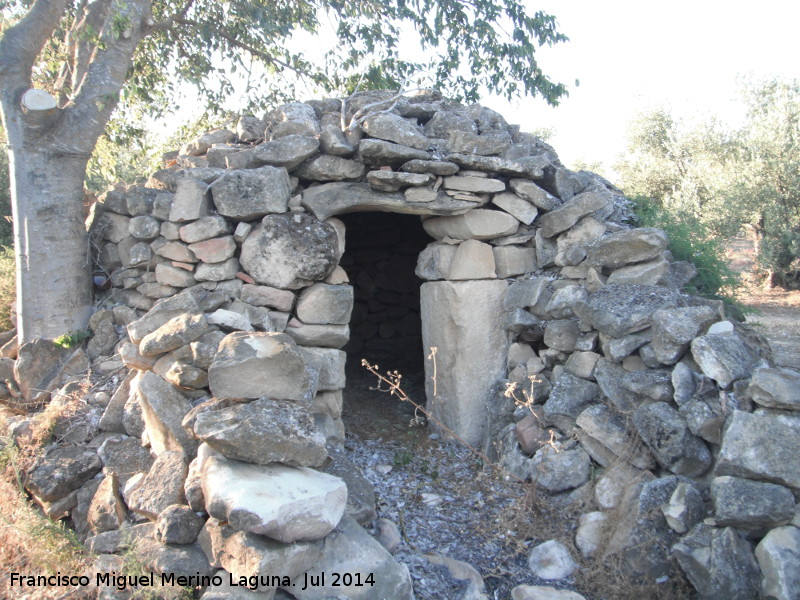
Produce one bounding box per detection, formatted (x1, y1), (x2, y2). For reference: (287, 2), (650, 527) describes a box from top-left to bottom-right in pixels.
(727, 236), (800, 370)
(742, 286), (800, 370)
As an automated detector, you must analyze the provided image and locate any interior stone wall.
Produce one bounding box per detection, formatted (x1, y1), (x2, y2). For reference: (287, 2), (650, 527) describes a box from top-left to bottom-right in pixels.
(339, 212), (426, 369)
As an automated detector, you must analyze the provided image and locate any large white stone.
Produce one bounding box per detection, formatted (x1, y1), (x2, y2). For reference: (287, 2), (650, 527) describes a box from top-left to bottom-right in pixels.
(422, 209), (519, 240)
(202, 454), (347, 543)
(421, 280), (509, 445)
(527, 540), (578, 580)
(447, 239), (496, 280)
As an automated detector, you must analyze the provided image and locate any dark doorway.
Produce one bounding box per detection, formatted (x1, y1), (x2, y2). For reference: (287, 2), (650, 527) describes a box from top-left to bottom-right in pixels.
(338, 211), (430, 436)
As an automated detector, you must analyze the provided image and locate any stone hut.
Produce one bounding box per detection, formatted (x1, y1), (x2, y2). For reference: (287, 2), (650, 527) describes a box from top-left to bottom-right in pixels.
(3, 90), (799, 600)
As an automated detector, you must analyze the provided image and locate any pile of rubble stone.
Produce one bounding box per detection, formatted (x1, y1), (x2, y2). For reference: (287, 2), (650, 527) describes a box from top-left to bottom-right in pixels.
(0, 90), (798, 600)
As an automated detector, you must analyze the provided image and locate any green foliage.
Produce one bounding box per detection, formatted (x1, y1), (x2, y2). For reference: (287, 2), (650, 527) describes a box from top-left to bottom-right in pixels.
(616, 109), (742, 236)
(633, 196), (743, 311)
(393, 450), (414, 468)
(617, 78), (800, 288)
(11, 0), (568, 123)
(53, 330), (92, 348)
(736, 79), (800, 285)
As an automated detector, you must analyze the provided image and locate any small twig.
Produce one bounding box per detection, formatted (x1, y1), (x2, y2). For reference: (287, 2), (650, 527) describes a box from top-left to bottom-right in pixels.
(397, 507), (415, 549)
(361, 357), (525, 483)
(427, 346), (438, 397)
(503, 375), (543, 421)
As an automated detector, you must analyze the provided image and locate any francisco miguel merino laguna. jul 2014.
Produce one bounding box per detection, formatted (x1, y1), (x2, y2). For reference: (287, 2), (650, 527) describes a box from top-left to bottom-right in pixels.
(10, 571), (377, 592)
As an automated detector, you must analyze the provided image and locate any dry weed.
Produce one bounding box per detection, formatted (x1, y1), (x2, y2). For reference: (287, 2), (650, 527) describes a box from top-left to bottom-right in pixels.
(0, 380), (97, 599)
(0, 441), (94, 600)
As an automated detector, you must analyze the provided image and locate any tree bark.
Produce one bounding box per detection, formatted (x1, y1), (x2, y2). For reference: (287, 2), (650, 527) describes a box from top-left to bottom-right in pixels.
(9, 146), (93, 341)
(0, 0), (151, 343)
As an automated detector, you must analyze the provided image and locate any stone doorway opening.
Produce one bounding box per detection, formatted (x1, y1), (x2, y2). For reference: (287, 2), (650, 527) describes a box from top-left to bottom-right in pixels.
(338, 211), (431, 437)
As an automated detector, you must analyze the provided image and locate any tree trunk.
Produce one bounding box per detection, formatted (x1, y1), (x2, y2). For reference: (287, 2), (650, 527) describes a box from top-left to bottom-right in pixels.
(0, 0), (152, 344)
(9, 146), (92, 342)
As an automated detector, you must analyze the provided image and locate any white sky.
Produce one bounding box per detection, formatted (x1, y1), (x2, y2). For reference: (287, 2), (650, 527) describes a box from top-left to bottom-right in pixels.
(483, 0), (800, 170)
(170, 0), (799, 175)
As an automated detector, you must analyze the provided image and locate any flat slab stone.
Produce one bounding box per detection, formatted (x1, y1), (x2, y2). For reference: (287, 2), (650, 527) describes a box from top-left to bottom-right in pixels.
(366, 170), (432, 190)
(295, 155), (365, 181)
(362, 112), (430, 149)
(202, 453), (347, 543)
(577, 284), (680, 338)
(510, 179), (558, 211)
(193, 398), (327, 467)
(400, 159), (459, 175)
(228, 134), (319, 170)
(357, 139), (431, 165)
(586, 227), (669, 269)
(538, 190), (613, 238)
(492, 192), (539, 225)
(301, 182), (479, 220)
(442, 175), (506, 194)
(422, 209), (519, 240)
(447, 153), (549, 179)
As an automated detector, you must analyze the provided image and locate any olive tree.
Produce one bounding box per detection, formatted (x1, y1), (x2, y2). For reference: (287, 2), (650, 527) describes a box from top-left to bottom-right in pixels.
(616, 79), (800, 286)
(0, 0), (568, 342)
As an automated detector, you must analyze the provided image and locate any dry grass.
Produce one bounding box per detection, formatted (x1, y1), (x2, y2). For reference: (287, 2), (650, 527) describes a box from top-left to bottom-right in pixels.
(0, 387), (96, 600)
(0, 245), (15, 331)
(575, 551), (694, 600)
(0, 443), (94, 600)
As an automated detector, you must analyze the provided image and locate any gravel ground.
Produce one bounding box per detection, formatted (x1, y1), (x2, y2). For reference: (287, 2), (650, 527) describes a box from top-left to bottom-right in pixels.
(340, 358), (582, 600)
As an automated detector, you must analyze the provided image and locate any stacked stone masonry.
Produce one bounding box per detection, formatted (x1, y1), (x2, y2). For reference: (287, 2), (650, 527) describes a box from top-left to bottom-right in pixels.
(2, 90), (799, 600)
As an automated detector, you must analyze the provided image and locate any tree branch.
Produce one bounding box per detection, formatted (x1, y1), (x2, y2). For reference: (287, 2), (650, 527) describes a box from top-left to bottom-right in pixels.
(174, 17), (313, 79)
(70, 0), (115, 101)
(0, 0), (70, 90)
(53, 0), (152, 155)
(147, 0), (198, 33)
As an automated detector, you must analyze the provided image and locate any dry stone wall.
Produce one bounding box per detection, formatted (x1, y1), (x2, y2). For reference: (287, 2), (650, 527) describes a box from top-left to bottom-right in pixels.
(2, 90), (799, 599)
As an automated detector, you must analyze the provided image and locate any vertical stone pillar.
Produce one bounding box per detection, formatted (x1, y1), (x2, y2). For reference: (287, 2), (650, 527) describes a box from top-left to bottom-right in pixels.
(420, 280), (510, 446)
